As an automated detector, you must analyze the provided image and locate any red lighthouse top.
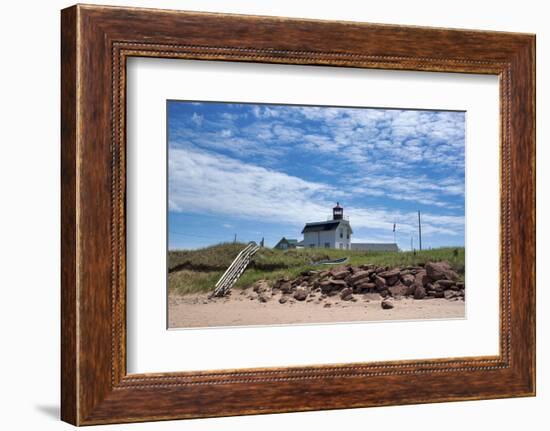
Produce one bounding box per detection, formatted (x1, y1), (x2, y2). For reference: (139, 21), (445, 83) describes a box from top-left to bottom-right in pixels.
(333, 202), (343, 220)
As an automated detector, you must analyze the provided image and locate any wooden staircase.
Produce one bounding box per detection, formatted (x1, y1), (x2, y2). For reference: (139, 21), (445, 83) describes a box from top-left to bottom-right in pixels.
(210, 242), (260, 297)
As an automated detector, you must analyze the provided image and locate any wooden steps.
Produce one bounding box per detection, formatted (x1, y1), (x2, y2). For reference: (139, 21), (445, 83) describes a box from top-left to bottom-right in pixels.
(210, 242), (260, 297)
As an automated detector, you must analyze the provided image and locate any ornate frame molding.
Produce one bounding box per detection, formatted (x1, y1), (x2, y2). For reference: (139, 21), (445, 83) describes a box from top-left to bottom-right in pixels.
(61, 5), (535, 425)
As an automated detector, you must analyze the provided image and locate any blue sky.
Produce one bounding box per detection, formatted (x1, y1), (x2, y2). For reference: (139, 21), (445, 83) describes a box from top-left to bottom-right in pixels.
(168, 101), (465, 250)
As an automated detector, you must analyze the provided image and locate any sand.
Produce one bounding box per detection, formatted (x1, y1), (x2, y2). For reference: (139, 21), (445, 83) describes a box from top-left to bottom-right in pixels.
(168, 289), (465, 329)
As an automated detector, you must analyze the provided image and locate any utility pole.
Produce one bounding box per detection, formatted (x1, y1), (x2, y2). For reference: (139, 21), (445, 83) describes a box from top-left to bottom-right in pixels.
(233, 233), (237, 243)
(418, 210), (422, 251)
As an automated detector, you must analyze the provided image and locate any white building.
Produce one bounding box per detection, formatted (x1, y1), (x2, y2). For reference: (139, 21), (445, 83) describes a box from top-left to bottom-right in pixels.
(301, 203), (353, 249)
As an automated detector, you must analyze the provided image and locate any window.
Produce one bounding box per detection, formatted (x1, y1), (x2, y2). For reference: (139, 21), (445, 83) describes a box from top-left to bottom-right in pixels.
(324, 242), (330, 248)
(339, 229), (343, 238)
(339, 243), (343, 249)
(347, 229), (350, 239)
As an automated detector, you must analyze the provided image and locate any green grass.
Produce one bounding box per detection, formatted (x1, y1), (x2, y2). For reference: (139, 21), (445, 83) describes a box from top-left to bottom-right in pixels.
(168, 243), (465, 295)
(168, 270), (224, 295)
(168, 242), (248, 271)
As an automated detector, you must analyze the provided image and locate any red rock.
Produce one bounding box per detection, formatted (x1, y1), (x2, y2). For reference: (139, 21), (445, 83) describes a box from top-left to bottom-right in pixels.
(379, 268), (401, 279)
(279, 295), (289, 304)
(388, 276), (400, 286)
(437, 279), (456, 288)
(293, 286), (309, 301)
(425, 261), (459, 281)
(374, 275), (386, 290)
(414, 270), (428, 287)
(413, 285), (427, 300)
(401, 274), (415, 286)
(349, 270), (371, 285)
(381, 298), (394, 309)
(319, 280), (334, 294)
(340, 287), (353, 300)
(355, 281), (376, 292)
(280, 281), (292, 294)
(330, 279), (348, 288)
(405, 284), (417, 296)
(330, 268), (350, 279)
(378, 268), (401, 286)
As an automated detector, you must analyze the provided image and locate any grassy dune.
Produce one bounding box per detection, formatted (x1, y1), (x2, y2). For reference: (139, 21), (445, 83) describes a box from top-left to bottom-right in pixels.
(169, 242), (246, 272)
(168, 243), (465, 295)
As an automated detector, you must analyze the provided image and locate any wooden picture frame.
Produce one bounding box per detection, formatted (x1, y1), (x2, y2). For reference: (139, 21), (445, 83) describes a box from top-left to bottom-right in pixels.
(61, 4), (535, 425)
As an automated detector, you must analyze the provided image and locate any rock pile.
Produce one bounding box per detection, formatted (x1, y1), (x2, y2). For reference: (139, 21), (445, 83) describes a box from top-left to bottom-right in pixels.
(248, 261), (465, 307)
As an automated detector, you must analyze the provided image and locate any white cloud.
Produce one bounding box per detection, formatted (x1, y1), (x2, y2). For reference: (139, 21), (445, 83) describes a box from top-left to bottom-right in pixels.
(190, 112), (203, 126)
(251, 105), (281, 119)
(169, 147), (464, 238)
(292, 108), (465, 170)
(173, 105), (465, 184)
(169, 147), (331, 225)
(346, 174), (464, 208)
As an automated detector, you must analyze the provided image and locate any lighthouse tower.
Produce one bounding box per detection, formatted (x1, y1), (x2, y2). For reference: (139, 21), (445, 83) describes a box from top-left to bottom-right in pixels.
(333, 202), (344, 220)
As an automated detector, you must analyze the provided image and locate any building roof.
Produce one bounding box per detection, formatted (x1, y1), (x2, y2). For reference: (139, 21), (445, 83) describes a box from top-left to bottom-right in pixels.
(301, 220), (351, 234)
(274, 237), (298, 247)
(350, 243), (399, 252)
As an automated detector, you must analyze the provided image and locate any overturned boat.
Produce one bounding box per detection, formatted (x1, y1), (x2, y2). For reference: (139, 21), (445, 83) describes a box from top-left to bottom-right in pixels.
(312, 257), (349, 265)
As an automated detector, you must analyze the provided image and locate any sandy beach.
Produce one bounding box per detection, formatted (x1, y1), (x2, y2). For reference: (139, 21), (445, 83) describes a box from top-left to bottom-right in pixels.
(168, 289), (465, 329)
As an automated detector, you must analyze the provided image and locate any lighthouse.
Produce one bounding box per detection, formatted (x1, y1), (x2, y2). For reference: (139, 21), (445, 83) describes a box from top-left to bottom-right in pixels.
(300, 203), (352, 249)
(333, 202), (344, 220)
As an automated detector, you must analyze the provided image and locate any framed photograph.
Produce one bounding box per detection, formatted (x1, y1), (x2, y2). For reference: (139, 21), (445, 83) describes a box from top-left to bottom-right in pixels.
(164, 100), (467, 329)
(61, 4), (535, 425)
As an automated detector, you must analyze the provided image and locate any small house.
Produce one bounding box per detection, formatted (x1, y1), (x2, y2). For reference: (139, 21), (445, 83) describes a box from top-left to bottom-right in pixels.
(274, 237), (298, 250)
